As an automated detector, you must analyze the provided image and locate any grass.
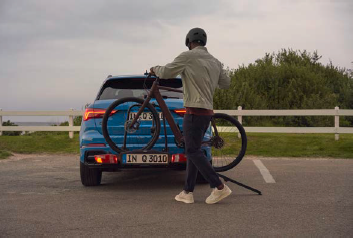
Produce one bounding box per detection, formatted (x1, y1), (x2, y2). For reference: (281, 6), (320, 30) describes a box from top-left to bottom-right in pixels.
(246, 133), (353, 158)
(0, 133), (79, 158)
(0, 133), (352, 159)
(0, 150), (13, 159)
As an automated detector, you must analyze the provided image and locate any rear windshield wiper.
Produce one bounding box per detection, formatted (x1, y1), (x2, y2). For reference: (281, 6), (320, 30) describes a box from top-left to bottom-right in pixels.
(144, 95), (180, 99)
(162, 95), (180, 99)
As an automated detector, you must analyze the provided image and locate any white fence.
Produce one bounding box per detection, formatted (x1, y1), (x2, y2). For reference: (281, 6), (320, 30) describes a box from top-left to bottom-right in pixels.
(0, 107), (353, 140)
(0, 108), (82, 139)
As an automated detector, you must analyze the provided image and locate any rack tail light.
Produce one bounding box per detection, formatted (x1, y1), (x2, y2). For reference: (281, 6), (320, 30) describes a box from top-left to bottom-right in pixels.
(94, 154), (118, 164)
(171, 153), (187, 163)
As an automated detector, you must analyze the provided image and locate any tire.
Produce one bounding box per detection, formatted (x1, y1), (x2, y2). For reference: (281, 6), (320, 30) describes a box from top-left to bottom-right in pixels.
(208, 113), (247, 172)
(80, 162), (102, 186)
(102, 97), (161, 153)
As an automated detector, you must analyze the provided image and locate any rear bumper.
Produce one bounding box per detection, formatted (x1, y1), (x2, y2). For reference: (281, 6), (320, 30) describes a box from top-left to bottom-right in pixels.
(79, 130), (212, 170)
(81, 147), (211, 171)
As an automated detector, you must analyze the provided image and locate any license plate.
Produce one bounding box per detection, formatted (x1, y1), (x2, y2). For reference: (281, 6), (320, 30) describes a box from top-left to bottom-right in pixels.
(128, 112), (163, 121)
(123, 154), (169, 164)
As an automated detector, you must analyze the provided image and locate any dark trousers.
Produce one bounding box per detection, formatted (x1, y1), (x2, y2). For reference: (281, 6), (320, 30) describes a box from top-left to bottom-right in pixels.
(183, 114), (222, 192)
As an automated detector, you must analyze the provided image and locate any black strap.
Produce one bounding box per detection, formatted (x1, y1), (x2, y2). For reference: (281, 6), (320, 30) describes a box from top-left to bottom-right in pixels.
(217, 173), (262, 195)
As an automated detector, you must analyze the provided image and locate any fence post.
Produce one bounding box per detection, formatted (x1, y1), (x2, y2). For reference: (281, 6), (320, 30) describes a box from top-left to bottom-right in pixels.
(238, 106), (242, 138)
(0, 109), (2, 136)
(69, 108), (74, 139)
(335, 106), (339, 141)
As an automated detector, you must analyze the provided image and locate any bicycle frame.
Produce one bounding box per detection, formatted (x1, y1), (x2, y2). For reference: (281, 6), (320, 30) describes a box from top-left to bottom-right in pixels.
(129, 77), (184, 145)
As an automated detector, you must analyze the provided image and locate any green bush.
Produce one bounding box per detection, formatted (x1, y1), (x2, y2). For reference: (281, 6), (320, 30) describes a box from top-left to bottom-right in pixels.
(1, 120), (21, 136)
(214, 49), (353, 127)
(74, 116), (82, 126)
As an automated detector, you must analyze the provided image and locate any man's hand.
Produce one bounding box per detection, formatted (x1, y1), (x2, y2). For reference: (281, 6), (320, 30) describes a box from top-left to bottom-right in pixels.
(149, 67), (156, 76)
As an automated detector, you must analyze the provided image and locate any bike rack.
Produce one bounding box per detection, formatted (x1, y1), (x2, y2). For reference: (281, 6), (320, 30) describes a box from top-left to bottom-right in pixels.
(216, 173), (262, 195)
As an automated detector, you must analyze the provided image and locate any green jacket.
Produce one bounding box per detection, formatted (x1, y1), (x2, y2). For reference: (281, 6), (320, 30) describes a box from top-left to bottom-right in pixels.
(152, 46), (230, 110)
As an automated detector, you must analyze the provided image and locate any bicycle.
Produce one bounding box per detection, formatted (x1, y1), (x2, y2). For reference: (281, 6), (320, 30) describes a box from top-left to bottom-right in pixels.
(101, 74), (247, 172)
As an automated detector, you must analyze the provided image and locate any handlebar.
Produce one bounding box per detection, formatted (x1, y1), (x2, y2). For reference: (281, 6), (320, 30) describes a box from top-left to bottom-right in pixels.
(144, 72), (182, 94)
(145, 73), (160, 83)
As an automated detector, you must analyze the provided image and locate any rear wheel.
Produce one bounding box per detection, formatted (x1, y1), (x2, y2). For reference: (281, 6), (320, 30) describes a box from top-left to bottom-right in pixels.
(102, 97), (161, 153)
(80, 162), (102, 186)
(208, 113), (247, 172)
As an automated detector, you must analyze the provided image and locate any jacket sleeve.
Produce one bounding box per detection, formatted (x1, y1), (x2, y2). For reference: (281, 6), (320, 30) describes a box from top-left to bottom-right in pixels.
(218, 67), (230, 89)
(152, 52), (189, 79)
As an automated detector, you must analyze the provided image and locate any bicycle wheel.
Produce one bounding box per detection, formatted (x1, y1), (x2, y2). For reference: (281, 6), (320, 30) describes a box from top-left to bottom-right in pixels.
(102, 97), (161, 153)
(208, 113), (247, 172)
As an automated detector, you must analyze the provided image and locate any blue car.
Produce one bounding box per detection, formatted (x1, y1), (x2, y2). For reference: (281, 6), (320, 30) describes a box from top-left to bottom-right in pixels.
(79, 75), (211, 186)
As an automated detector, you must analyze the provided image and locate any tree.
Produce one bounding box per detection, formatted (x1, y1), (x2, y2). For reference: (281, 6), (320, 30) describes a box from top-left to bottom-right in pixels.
(214, 49), (353, 127)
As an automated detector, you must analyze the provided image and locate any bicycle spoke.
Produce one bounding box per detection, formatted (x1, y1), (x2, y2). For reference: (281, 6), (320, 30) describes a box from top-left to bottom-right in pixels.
(210, 113), (247, 172)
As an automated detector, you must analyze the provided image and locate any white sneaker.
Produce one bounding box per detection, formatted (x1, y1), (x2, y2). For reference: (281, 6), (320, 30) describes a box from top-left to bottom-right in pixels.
(175, 190), (194, 204)
(205, 184), (232, 204)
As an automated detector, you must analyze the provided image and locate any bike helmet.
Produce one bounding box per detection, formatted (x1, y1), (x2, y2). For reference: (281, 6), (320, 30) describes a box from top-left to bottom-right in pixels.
(185, 27), (207, 47)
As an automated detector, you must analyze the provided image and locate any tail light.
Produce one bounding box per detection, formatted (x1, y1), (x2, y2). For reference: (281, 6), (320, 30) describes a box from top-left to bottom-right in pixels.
(171, 153), (187, 163)
(94, 154), (118, 164)
(84, 108), (117, 121)
(174, 108), (186, 117)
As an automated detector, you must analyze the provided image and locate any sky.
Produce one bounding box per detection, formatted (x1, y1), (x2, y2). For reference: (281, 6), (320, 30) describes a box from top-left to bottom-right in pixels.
(0, 0), (352, 122)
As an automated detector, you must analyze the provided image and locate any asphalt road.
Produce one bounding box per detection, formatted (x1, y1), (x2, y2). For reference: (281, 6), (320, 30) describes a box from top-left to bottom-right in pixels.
(0, 154), (352, 237)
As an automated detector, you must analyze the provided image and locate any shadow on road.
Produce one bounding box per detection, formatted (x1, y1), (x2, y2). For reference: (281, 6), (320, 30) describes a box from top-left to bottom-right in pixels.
(91, 168), (187, 191)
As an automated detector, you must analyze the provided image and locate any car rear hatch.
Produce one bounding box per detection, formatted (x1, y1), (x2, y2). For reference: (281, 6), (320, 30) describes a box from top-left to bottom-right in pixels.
(91, 76), (184, 149)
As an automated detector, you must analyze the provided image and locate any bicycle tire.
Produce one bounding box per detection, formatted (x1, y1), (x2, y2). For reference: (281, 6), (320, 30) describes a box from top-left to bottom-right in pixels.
(102, 97), (161, 153)
(209, 113), (247, 172)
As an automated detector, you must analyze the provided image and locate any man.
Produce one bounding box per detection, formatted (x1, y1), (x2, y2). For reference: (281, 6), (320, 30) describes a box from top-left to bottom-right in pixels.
(150, 27), (231, 204)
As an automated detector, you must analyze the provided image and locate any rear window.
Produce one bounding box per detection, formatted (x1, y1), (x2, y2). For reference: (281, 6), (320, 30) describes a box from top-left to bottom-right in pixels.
(97, 78), (183, 100)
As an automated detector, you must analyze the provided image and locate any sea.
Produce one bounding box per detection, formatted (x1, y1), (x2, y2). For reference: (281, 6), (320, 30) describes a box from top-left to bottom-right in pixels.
(14, 122), (63, 126)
